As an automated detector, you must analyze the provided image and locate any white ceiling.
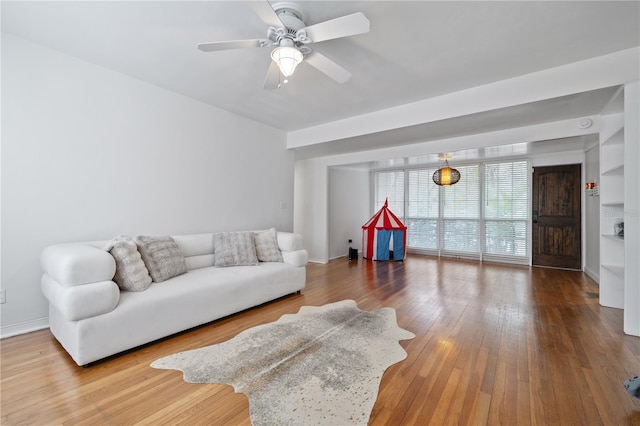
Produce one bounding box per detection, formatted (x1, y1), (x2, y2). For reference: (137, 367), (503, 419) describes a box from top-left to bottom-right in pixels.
(2, 1), (639, 160)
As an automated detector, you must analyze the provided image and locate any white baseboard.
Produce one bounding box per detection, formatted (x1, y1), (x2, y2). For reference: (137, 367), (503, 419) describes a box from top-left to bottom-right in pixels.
(584, 266), (600, 284)
(1, 317), (49, 339)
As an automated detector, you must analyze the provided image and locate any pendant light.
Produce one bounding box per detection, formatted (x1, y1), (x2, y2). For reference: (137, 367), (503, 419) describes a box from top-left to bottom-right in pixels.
(271, 39), (303, 78)
(433, 159), (461, 186)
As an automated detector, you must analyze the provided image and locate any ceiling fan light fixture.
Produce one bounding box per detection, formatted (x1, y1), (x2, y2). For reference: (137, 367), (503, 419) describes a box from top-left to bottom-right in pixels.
(433, 160), (461, 186)
(271, 46), (303, 77)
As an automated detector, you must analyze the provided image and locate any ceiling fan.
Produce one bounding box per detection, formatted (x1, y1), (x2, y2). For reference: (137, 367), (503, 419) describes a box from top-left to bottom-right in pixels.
(197, 1), (370, 89)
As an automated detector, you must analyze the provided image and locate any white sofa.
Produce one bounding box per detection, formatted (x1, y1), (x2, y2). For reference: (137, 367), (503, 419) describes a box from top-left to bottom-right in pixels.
(40, 231), (308, 366)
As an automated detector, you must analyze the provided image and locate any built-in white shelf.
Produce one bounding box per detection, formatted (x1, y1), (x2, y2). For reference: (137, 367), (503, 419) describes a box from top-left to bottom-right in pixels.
(600, 112), (624, 143)
(602, 127), (624, 146)
(600, 109), (625, 311)
(602, 233), (624, 241)
(599, 82), (640, 335)
(602, 201), (624, 207)
(602, 164), (624, 176)
(602, 264), (625, 277)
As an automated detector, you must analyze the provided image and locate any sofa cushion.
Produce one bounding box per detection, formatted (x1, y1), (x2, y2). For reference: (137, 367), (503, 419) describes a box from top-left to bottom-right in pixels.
(276, 232), (304, 252)
(41, 274), (120, 321)
(281, 250), (309, 268)
(40, 244), (116, 286)
(173, 233), (214, 257)
(105, 236), (152, 291)
(254, 228), (283, 262)
(213, 232), (259, 267)
(134, 235), (187, 282)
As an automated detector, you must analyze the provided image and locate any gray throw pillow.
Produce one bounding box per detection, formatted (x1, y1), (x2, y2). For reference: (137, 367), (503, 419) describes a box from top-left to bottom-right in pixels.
(213, 232), (259, 267)
(105, 235), (152, 291)
(254, 228), (283, 262)
(134, 235), (187, 282)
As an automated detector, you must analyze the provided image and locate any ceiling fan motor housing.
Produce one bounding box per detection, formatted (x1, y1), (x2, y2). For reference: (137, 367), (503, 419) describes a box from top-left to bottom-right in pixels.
(273, 2), (307, 30)
(279, 10), (304, 34)
(271, 2), (313, 46)
(267, 3), (312, 52)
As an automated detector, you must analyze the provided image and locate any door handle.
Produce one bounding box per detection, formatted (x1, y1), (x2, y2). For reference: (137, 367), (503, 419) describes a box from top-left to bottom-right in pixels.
(533, 211), (538, 224)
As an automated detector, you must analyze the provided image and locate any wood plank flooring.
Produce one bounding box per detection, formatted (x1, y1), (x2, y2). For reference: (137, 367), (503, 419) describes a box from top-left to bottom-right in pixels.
(2, 254), (640, 425)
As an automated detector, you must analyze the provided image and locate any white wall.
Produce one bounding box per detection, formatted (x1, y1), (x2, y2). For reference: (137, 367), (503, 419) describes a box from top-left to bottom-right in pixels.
(294, 158), (329, 263)
(1, 34), (294, 336)
(584, 144), (601, 282)
(328, 167), (370, 259)
(531, 151), (584, 167)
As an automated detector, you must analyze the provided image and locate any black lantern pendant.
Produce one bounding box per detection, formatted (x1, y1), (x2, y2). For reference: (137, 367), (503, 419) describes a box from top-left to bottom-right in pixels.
(433, 159), (461, 186)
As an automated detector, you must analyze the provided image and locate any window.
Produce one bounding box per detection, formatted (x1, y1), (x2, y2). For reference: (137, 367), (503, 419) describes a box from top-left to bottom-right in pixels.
(373, 159), (530, 263)
(374, 171), (404, 218)
(407, 168), (438, 250)
(483, 160), (529, 259)
(441, 164), (480, 256)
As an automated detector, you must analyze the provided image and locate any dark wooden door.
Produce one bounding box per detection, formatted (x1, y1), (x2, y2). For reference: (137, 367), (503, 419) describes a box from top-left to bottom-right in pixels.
(532, 164), (581, 270)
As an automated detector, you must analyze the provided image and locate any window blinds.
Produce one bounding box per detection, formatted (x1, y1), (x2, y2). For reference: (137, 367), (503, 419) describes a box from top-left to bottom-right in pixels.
(374, 171), (405, 218)
(483, 160), (529, 259)
(407, 168), (439, 250)
(441, 164), (480, 256)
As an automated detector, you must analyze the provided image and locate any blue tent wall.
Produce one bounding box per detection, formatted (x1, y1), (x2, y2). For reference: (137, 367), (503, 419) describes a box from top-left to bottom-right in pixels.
(376, 230), (391, 260)
(392, 229), (405, 259)
(375, 229), (405, 261)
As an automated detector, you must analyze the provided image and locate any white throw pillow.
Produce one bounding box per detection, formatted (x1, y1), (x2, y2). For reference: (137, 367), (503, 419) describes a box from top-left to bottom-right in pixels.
(104, 235), (152, 291)
(213, 232), (259, 267)
(134, 235), (187, 282)
(254, 228), (283, 262)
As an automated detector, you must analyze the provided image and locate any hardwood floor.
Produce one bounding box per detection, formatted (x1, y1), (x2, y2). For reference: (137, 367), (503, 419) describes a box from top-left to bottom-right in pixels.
(2, 254), (640, 425)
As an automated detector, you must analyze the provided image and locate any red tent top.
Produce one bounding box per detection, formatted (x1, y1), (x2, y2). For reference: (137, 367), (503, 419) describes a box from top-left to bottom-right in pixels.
(362, 199), (407, 230)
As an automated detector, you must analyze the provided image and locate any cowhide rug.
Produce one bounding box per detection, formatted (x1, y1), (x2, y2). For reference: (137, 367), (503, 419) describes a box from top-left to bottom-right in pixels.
(151, 299), (415, 425)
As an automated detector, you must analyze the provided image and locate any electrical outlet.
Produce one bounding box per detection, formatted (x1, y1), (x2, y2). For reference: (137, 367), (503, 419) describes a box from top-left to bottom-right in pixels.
(0, 289), (6, 304)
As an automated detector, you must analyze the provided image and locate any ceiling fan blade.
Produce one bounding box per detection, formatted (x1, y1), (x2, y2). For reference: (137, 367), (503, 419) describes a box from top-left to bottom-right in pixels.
(301, 12), (370, 43)
(198, 39), (268, 52)
(263, 60), (281, 90)
(305, 51), (351, 84)
(248, 1), (284, 29)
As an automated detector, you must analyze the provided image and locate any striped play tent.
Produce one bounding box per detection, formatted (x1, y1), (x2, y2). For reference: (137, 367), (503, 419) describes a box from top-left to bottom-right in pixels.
(362, 199), (407, 261)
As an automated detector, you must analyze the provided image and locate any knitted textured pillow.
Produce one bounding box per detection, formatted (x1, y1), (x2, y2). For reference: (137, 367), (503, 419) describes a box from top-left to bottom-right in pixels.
(213, 232), (259, 267)
(134, 235), (187, 282)
(254, 228), (283, 262)
(105, 235), (152, 291)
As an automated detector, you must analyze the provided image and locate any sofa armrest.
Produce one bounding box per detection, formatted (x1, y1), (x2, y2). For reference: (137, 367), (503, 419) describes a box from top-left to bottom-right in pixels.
(282, 250), (308, 268)
(41, 243), (116, 286)
(41, 274), (119, 321)
(276, 232), (304, 252)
